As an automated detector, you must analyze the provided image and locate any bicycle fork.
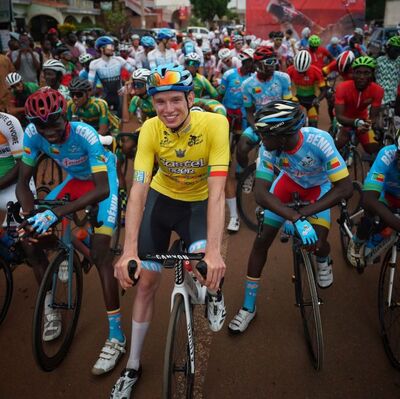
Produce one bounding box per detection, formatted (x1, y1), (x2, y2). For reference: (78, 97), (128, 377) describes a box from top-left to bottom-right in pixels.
(386, 245), (397, 308)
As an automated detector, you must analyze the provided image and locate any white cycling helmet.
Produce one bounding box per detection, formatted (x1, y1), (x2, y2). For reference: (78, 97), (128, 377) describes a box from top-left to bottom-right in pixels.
(78, 53), (93, 64)
(119, 43), (130, 52)
(218, 48), (232, 61)
(191, 106), (205, 112)
(42, 59), (66, 73)
(294, 50), (312, 72)
(132, 68), (151, 82)
(301, 27), (311, 38)
(5, 72), (22, 87)
(330, 36), (340, 45)
(185, 52), (201, 63)
(238, 48), (255, 61)
(131, 34), (140, 40)
(202, 46), (212, 54)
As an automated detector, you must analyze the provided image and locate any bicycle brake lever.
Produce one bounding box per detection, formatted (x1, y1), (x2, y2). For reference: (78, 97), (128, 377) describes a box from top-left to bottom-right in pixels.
(121, 259), (140, 296)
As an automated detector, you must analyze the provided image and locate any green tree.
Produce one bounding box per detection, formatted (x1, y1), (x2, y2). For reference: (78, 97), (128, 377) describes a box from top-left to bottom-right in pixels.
(190, 0), (230, 23)
(103, 1), (127, 35)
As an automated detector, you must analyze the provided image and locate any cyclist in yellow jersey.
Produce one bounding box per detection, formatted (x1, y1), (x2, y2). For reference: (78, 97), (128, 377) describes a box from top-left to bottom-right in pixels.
(111, 64), (229, 398)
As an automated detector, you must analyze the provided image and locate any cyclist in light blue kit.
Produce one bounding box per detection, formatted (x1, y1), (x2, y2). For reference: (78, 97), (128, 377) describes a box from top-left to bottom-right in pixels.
(16, 88), (126, 375)
(88, 36), (134, 116)
(228, 100), (352, 334)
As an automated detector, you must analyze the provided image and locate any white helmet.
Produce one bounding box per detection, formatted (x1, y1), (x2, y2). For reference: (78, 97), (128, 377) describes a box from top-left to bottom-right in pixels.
(119, 43), (130, 52)
(42, 59), (66, 73)
(78, 53), (93, 64)
(131, 34), (140, 40)
(184, 52), (201, 63)
(195, 33), (203, 41)
(330, 36), (339, 45)
(301, 27), (311, 38)
(238, 48), (254, 61)
(218, 48), (232, 61)
(5, 72), (22, 87)
(132, 68), (151, 82)
(202, 46), (212, 54)
(294, 50), (312, 72)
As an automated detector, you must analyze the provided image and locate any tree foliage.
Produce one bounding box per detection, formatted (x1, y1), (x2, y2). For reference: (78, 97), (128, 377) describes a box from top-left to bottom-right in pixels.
(189, 0), (230, 23)
(103, 2), (127, 35)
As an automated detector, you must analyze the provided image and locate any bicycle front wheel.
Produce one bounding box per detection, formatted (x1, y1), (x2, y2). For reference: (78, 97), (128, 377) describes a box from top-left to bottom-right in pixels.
(294, 249), (324, 370)
(32, 250), (83, 371)
(0, 258), (13, 325)
(378, 248), (400, 369)
(163, 295), (194, 399)
(237, 163), (257, 231)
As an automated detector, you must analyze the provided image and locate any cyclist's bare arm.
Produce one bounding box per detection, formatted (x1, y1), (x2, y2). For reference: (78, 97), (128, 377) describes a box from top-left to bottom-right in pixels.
(114, 181), (150, 289)
(121, 83), (131, 125)
(246, 105), (256, 129)
(363, 190), (400, 232)
(335, 104), (358, 127)
(204, 176), (227, 291)
(0, 159), (20, 190)
(16, 161), (35, 213)
(299, 176), (353, 217)
(254, 177), (301, 222)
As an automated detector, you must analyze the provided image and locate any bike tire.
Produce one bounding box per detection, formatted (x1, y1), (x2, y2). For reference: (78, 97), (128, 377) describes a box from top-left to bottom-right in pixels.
(378, 248), (400, 370)
(33, 153), (63, 191)
(351, 150), (366, 184)
(32, 250), (83, 371)
(163, 295), (194, 399)
(237, 162), (258, 232)
(0, 259), (13, 325)
(339, 181), (363, 268)
(294, 249), (324, 371)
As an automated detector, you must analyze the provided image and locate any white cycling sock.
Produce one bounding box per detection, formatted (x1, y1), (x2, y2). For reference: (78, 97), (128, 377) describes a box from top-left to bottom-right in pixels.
(126, 320), (150, 370)
(226, 197), (238, 219)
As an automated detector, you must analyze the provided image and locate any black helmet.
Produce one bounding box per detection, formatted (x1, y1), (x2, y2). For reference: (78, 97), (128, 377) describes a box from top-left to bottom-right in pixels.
(254, 100), (306, 136)
(69, 77), (92, 92)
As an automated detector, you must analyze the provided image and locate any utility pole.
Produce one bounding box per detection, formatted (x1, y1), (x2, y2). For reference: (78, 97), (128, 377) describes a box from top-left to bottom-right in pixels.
(140, 0), (146, 29)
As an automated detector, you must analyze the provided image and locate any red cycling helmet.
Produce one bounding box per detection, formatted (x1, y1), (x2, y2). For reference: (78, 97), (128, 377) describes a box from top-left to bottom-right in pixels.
(25, 88), (67, 123)
(336, 50), (355, 74)
(253, 46), (276, 61)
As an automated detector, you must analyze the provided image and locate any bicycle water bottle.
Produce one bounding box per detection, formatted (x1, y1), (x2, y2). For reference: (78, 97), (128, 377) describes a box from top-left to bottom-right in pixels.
(365, 227), (393, 264)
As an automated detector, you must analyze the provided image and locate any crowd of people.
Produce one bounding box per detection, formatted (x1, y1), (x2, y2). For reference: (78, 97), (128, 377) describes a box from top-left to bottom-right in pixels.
(1, 21), (400, 398)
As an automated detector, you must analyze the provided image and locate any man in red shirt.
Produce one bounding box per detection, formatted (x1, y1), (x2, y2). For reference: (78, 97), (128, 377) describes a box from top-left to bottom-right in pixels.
(308, 35), (333, 70)
(335, 56), (384, 155)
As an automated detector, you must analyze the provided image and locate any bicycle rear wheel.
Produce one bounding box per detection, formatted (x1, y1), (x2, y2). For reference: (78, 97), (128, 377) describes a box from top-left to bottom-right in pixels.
(378, 248), (400, 369)
(32, 250), (83, 371)
(34, 153), (63, 192)
(350, 150), (366, 184)
(339, 181), (363, 268)
(163, 295), (194, 399)
(237, 163), (257, 232)
(0, 258), (13, 325)
(294, 249), (324, 370)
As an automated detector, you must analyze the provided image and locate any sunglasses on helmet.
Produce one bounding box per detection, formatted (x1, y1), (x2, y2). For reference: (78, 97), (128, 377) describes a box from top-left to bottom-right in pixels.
(185, 60), (200, 67)
(148, 70), (182, 87)
(27, 110), (63, 128)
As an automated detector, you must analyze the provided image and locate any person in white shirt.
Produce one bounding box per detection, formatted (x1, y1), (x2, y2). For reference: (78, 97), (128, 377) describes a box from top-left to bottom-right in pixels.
(214, 48), (242, 82)
(231, 35), (244, 59)
(203, 47), (217, 81)
(129, 34), (143, 58)
(147, 29), (177, 69)
(135, 36), (156, 69)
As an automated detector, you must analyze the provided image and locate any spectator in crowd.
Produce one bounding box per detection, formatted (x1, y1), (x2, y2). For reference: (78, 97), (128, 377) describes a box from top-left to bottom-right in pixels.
(85, 36), (99, 58)
(64, 33), (82, 62)
(283, 29), (297, 60)
(299, 27), (311, 49)
(47, 28), (62, 51)
(0, 52), (15, 112)
(11, 34), (41, 84)
(129, 34), (142, 58)
(135, 36), (156, 69)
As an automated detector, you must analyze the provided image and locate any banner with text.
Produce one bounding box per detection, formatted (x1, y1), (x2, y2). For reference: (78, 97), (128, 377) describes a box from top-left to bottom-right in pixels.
(246, 0), (365, 43)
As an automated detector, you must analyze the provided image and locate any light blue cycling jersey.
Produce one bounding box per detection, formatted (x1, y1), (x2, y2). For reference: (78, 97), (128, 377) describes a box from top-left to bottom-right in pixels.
(22, 121), (115, 180)
(363, 145), (400, 196)
(256, 127), (348, 188)
(219, 68), (252, 110)
(242, 71), (292, 110)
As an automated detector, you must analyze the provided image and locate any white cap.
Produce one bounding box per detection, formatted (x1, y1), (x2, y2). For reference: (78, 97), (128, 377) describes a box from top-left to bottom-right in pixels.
(330, 36), (339, 45)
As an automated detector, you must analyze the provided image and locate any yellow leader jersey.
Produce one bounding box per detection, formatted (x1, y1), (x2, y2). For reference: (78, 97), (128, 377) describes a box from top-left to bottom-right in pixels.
(134, 111), (229, 201)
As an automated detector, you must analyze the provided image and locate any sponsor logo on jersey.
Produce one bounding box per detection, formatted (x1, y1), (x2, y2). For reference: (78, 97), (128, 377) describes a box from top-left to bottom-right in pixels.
(62, 156), (88, 168)
(134, 170), (151, 183)
(175, 149), (186, 158)
(0, 113), (20, 145)
(279, 157), (290, 168)
(160, 158), (205, 175)
(263, 160), (274, 171)
(24, 146), (31, 155)
(76, 126), (98, 145)
(306, 133), (334, 157)
(188, 134), (203, 147)
(254, 87), (262, 94)
(0, 146), (11, 155)
(300, 155), (315, 167)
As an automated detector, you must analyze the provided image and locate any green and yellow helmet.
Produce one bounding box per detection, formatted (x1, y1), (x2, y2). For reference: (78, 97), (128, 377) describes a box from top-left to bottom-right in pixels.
(387, 35), (400, 47)
(308, 35), (321, 47)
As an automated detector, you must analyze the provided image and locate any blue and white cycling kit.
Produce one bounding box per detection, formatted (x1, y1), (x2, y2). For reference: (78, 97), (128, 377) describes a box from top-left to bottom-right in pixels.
(22, 122), (118, 236)
(256, 127), (348, 228)
(242, 71), (292, 142)
(88, 56), (133, 111)
(363, 145), (400, 204)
